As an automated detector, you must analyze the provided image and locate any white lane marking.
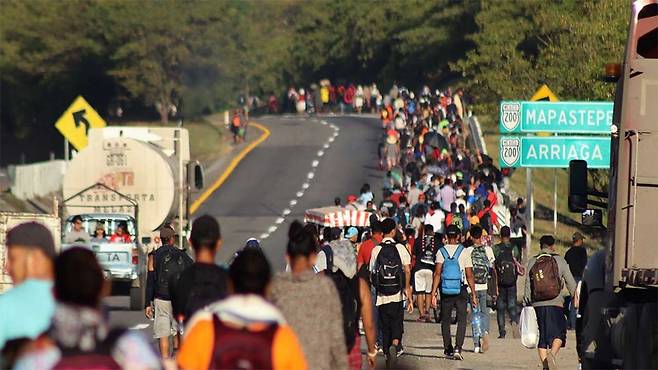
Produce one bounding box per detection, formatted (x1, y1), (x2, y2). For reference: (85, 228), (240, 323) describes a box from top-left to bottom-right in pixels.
(312, 160), (319, 167)
(296, 191), (304, 197)
(318, 150), (324, 157)
(302, 183), (309, 190)
(290, 199), (297, 206)
(307, 172), (314, 179)
(282, 208), (291, 215)
(321, 120), (328, 125)
(130, 324), (150, 330)
(328, 137), (335, 143)
(268, 225), (277, 233)
(275, 217), (285, 224)
(260, 233), (269, 239)
(323, 143), (330, 149)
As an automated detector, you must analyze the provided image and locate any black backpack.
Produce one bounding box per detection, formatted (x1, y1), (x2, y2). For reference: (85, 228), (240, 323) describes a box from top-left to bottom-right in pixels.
(156, 247), (191, 299)
(372, 241), (404, 296)
(320, 243), (334, 272)
(326, 269), (360, 352)
(495, 245), (517, 287)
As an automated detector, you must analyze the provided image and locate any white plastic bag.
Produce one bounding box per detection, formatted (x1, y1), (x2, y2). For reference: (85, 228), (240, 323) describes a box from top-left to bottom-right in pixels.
(520, 306), (539, 349)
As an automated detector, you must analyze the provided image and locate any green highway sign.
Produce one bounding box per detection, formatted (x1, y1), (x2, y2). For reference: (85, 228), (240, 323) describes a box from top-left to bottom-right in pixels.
(499, 101), (613, 134)
(499, 136), (611, 168)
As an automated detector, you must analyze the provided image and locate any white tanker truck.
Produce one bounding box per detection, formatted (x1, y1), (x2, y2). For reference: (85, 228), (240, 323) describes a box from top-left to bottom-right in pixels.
(568, 1), (657, 368)
(61, 126), (203, 310)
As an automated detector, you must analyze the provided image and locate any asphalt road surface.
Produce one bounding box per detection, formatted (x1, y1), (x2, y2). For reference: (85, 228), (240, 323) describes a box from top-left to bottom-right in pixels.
(106, 114), (579, 369)
(107, 114), (385, 333)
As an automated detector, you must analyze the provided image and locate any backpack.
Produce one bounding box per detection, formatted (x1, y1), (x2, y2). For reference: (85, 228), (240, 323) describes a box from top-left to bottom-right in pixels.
(156, 247), (191, 299)
(439, 245), (464, 295)
(326, 269), (360, 352)
(419, 236), (436, 266)
(320, 243), (334, 272)
(232, 115), (241, 127)
(53, 329), (126, 370)
(209, 315), (277, 369)
(372, 241), (403, 296)
(495, 245), (517, 287)
(529, 253), (562, 302)
(471, 246), (490, 284)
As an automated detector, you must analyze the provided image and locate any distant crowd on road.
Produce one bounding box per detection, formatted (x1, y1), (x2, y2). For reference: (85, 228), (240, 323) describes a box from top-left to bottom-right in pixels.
(0, 83), (588, 370)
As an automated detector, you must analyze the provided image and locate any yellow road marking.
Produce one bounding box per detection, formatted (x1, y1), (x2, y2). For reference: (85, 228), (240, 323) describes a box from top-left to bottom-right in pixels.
(189, 121), (271, 214)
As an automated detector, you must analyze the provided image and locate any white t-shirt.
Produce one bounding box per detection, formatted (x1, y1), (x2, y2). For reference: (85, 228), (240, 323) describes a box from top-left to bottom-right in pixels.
(425, 209), (445, 234)
(435, 244), (472, 286)
(468, 245), (495, 291)
(369, 238), (411, 306)
(315, 250), (328, 272)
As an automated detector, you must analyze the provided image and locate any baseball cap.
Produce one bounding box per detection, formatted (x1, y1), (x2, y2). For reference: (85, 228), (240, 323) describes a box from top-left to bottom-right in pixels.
(7, 222), (56, 258)
(160, 224), (176, 239)
(446, 224), (461, 238)
(345, 227), (358, 239)
(572, 232), (585, 241)
(347, 194), (358, 202)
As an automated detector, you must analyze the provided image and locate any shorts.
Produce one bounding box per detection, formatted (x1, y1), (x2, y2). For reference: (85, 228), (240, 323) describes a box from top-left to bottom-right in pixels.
(153, 298), (179, 339)
(535, 306), (567, 349)
(414, 269), (434, 294)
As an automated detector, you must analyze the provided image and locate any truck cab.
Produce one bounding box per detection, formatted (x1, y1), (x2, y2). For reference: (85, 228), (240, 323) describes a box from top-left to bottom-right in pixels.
(62, 213), (146, 310)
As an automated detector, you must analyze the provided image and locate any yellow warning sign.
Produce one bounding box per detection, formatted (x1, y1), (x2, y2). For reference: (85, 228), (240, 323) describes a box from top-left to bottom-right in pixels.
(530, 84), (559, 102)
(531, 85), (559, 137)
(54, 96), (106, 150)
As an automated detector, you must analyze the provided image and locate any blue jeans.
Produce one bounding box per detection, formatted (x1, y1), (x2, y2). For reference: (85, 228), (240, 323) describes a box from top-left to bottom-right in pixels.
(471, 290), (490, 347)
(496, 285), (518, 336)
(371, 286), (383, 346)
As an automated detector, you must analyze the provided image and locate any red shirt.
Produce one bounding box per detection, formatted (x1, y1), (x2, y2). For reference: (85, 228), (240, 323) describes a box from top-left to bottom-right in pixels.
(109, 233), (132, 243)
(357, 235), (383, 268)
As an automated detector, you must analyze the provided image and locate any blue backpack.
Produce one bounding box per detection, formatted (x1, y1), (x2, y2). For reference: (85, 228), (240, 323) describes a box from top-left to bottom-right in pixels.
(439, 245), (464, 295)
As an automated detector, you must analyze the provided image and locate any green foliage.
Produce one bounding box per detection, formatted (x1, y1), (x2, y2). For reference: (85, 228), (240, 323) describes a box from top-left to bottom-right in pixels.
(454, 0), (627, 115)
(0, 0), (631, 165)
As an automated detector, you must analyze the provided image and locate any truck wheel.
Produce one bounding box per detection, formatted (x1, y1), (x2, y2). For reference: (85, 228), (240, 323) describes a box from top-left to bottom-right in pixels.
(130, 284), (145, 311)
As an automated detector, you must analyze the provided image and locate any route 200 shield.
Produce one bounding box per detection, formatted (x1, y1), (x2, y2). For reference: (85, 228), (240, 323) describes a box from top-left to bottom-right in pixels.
(500, 137), (521, 167)
(500, 102), (522, 132)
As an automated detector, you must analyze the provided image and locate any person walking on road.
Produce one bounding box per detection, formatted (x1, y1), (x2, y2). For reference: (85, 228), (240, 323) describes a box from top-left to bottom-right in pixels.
(171, 215), (228, 325)
(524, 235), (577, 370)
(14, 247), (160, 370)
(178, 247), (306, 370)
(271, 221), (347, 370)
(468, 225), (496, 353)
(413, 224), (437, 323)
(369, 218), (413, 368)
(145, 225), (193, 359)
(564, 232), (587, 330)
(493, 226), (521, 339)
(0, 222), (56, 368)
(431, 224), (477, 361)
(357, 221), (384, 350)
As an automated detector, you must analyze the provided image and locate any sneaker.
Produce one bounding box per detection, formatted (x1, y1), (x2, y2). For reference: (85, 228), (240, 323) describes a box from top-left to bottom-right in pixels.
(453, 348), (464, 360)
(444, 345), (454, 358)
(474, 346), (482, 353)
(482, 334), (489, 352)
(498, 333), (506, 339)
(396, 344), (404, 358)
(511, 322), (521, 339)
(375, 343), (383, 354)
(386, 345), (397, 368)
